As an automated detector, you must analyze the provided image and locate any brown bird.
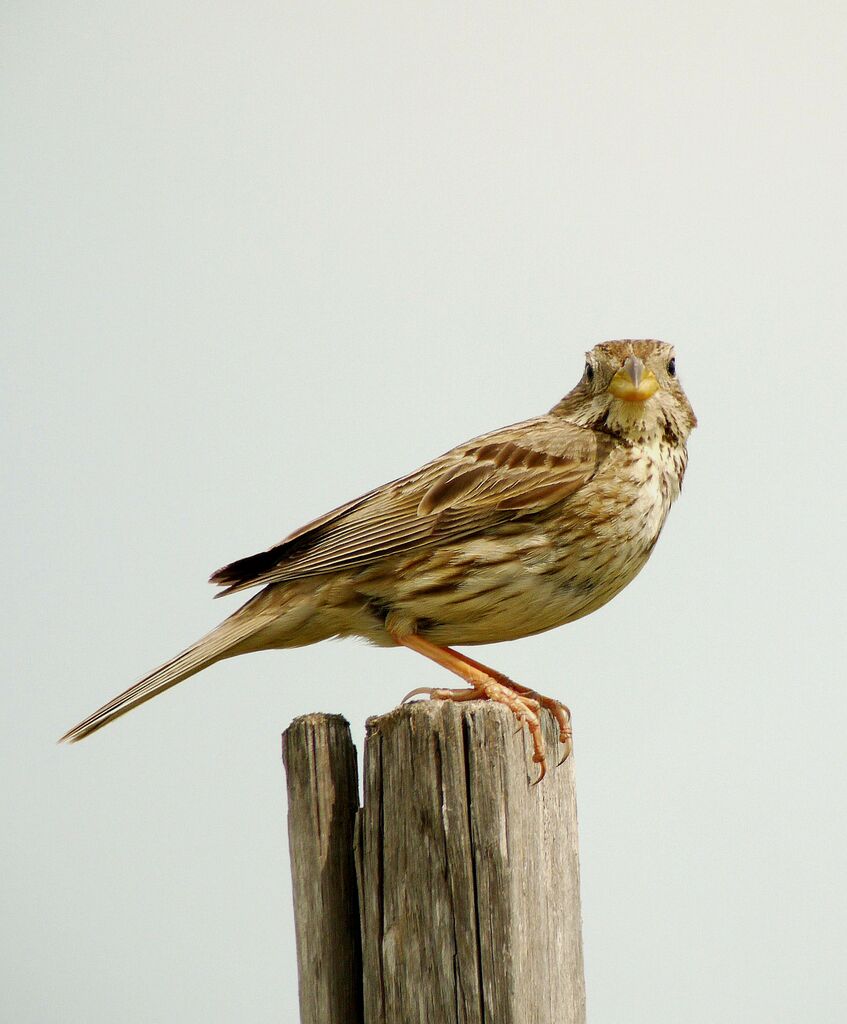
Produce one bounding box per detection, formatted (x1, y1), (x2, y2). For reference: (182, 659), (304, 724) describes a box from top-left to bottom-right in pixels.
(61, 340), (696, 776)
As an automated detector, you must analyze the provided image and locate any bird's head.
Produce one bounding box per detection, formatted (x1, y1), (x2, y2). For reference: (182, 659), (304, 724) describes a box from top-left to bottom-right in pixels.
(552, 340), (697, 446)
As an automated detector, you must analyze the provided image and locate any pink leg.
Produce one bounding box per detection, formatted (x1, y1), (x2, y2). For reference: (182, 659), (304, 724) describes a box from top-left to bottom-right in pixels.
(393, 633), (572, 781)
(441, 647), (572, 762)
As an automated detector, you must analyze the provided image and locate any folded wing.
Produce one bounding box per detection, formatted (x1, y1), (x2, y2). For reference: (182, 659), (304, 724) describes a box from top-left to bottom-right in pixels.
(210, 417), (609, 596)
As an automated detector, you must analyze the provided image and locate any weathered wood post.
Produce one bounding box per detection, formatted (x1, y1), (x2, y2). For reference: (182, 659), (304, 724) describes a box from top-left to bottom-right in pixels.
(282, 714), (363, 1024)
(282, 701), (585, 1024)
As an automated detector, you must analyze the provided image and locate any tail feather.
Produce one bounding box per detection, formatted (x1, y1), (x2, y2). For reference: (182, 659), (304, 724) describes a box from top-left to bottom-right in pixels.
(59, 612), (265, 743)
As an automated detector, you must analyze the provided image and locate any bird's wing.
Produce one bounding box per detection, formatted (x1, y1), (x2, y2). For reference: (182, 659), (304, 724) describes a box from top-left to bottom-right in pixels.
(210, 416), (611, 595)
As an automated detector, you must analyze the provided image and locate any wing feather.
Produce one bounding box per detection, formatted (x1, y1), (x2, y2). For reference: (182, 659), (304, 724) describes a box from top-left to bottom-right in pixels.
(211, 416), (609, 595)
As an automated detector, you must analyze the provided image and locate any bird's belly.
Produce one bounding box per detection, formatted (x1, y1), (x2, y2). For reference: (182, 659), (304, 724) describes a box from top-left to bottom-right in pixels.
(412, 542), (652, 646)
(343, 451), (675, 648)
(394, 516), (665, 646)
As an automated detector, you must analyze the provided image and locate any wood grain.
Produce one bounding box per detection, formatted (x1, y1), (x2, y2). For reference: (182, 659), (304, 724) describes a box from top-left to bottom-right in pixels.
(282, 713), (363, 1024)
(354, 701), (585, 1024)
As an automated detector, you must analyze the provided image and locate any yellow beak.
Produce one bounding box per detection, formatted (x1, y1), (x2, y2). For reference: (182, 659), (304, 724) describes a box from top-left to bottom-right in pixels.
(608, 355), (659, 402)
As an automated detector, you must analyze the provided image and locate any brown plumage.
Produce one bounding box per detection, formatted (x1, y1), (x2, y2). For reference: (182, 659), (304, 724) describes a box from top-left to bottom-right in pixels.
(61, 340), (697, 777)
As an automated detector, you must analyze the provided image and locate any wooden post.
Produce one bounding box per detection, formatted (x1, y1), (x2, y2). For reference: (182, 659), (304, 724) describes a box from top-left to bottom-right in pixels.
(283, 702), (585, 1024)
(282, 714), (363, 1024)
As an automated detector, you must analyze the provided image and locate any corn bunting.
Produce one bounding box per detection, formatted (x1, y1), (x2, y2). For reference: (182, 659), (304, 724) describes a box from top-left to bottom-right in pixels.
(62, 340), (696, 777)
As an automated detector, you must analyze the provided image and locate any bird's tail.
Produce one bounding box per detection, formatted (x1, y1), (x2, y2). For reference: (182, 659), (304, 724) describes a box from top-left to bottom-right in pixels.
(59, 602), (271, 743)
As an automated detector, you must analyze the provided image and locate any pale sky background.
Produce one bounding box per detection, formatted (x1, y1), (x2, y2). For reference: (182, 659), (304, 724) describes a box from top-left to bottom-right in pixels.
(3, 3), (845, 1022)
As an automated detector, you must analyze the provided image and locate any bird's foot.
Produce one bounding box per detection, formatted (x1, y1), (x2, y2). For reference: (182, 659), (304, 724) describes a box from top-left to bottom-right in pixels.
(404, 677), (548, 781)
(499, 681), (572, 766)
(403, 684), (481, 703)
(394, 633), (572, 782)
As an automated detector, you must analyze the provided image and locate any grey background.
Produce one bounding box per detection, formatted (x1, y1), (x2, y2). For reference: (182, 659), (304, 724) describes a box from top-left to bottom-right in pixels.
(4, 3), (845, 1022)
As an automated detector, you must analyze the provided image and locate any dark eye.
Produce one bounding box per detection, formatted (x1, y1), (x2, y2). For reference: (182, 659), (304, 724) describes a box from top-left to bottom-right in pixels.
(585, 362), (594, 383)
(667, 357), (676, 377)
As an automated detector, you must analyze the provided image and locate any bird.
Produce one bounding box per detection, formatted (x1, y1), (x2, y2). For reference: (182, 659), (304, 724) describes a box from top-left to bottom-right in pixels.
(61, 339), (696, 778)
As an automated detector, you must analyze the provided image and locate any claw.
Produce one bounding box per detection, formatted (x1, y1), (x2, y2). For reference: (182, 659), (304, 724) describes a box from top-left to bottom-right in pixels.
(403, 684), (483, 704)
(391, 633), (571, 783)
(402, 686), (437, 703)
(556, 736), (573, 767)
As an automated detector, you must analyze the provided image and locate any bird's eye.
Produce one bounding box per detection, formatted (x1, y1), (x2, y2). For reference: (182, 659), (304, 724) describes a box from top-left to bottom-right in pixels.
(667, 357), (676, 377)
(585, 362), (594, 383)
